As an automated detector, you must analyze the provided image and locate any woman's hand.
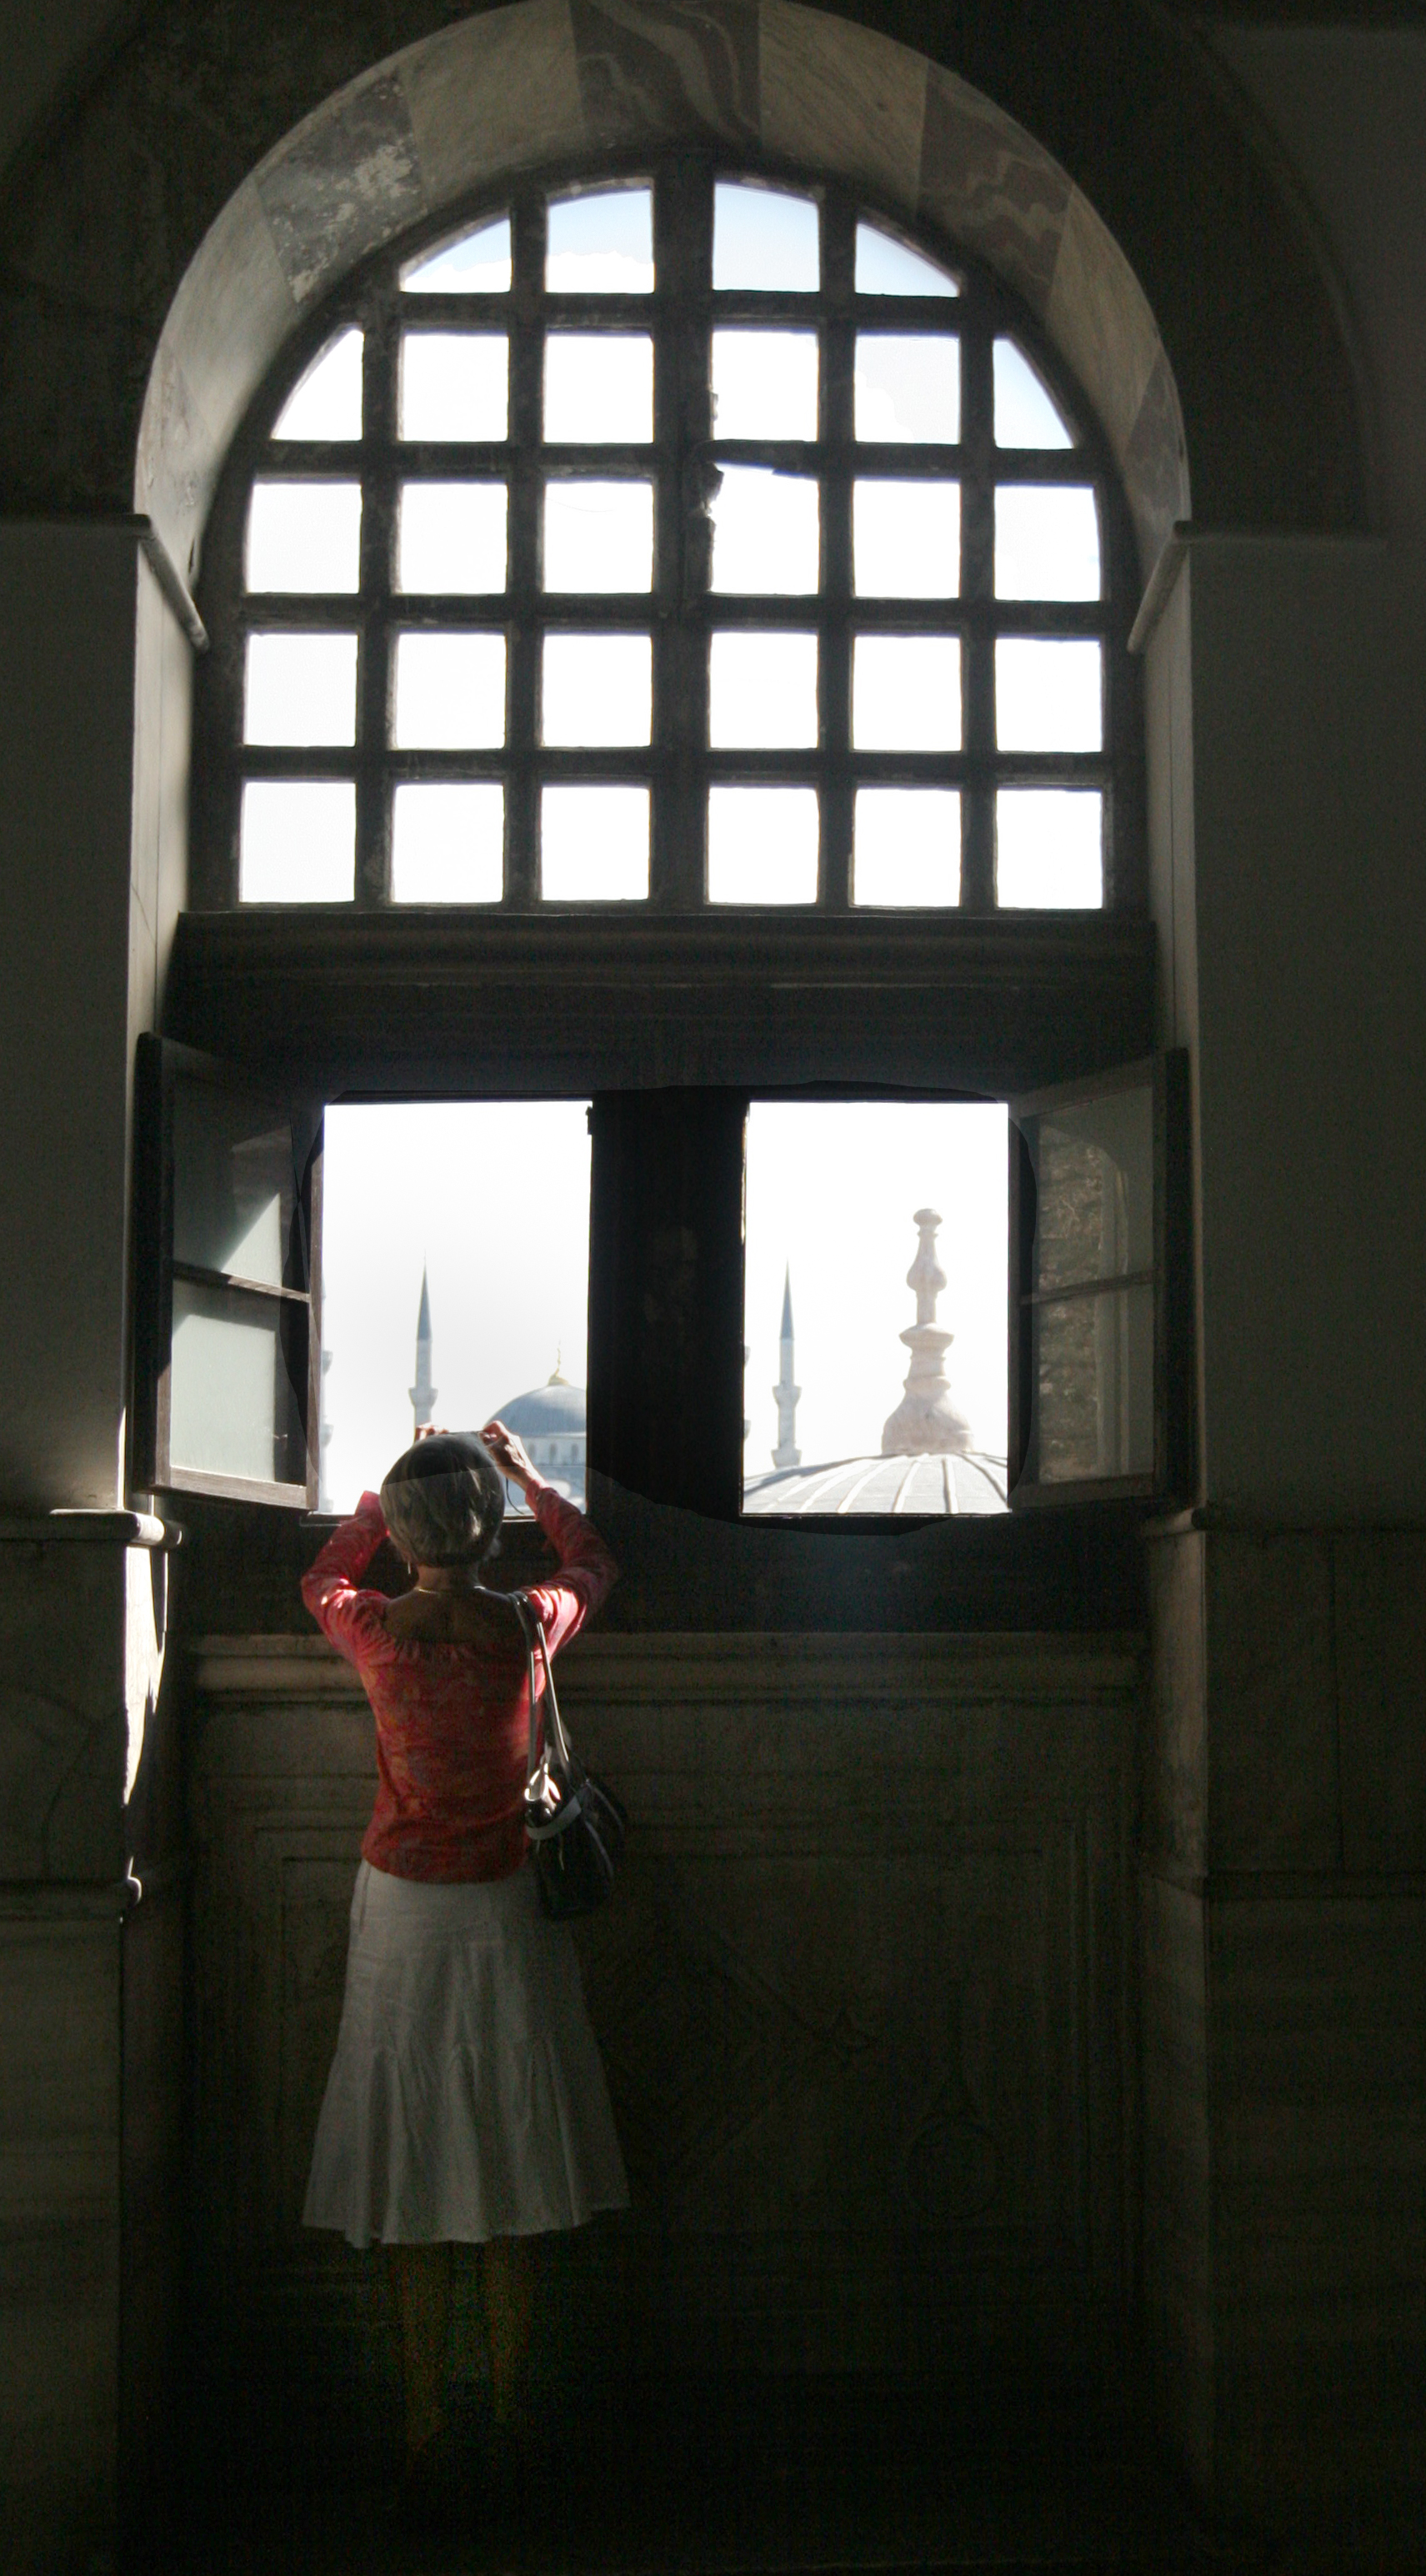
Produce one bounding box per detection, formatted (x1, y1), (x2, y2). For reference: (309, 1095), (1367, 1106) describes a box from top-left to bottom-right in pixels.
(480, 1418), (540, 1493)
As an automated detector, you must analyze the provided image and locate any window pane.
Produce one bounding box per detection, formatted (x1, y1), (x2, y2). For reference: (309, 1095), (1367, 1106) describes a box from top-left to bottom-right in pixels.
(273, 328), (363, 440)
(547, 187), (653, 293)
(742, 1102), (1007, 1510)
(240, 782), (355, 902)
(709, 468), (818, 594)
(398, 483), (507, 592)
(318, 1101), (591, 1516)
(707, 786), (818, 904)
(708, 632), (818, 748)
(853, 480), (959, 597)
(993, 339), (1073, 449)
(544, 334), (653, 443)
(997, 789), (1103, 908)
(853, 788), (960, 906)
(244, 634), (357, 744)
(1031, 1088), (1153, 1291)
(393, 633), (506, 748)
(852, 637), (961, 750)
(170, 1280), (284, 1484)
(172, 1082), (293, 1284)
(401, 334), (508, 440)
(542, 634), (652, 745)
(403, 216), (512, 294)
(392, 783), (503, 901)
(713, 183), (819, 291)
(541, 784), (649, 899)
(1034, 1285), (1153, 1481)
(855, 335), (958, 443)
(247, 483), (361, 593)
(995, 486), (1100, 599)
(996, 639), (1102, 749)
(543, 479), (653, 590)
(855, 223), (958, 298)
(712, 331), (818, 439)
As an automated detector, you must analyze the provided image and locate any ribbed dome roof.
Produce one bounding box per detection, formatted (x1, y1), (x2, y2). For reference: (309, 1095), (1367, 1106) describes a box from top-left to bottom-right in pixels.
(743, 1451), (1008, 1516)
(493, 1369), (587, 1438)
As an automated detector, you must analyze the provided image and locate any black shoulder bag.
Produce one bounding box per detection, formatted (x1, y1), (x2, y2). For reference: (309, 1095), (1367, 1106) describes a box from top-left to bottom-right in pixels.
(509, 1591), (626, 1920)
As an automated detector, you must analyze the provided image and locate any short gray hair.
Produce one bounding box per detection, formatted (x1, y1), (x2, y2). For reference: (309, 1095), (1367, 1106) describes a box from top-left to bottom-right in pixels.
(379, 1434), (504, 1567)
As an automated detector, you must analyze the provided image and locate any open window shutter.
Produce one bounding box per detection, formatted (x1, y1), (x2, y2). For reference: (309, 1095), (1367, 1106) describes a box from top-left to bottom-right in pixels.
(1008, 1050), (1191, 1507)
(131, 1035), (323, 1506)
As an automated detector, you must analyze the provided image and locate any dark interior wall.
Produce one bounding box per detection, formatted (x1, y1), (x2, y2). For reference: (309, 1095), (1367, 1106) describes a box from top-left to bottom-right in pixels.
(0, 0), (1365, 543)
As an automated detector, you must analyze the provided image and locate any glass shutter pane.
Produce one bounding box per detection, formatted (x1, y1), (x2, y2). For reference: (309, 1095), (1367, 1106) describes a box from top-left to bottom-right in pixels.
(172, 1081), (295, 1285)
(1033, 1284), (1153, 1481)
(1030, 1087), (1153, 1294)
(169, 1280), (286, 1484)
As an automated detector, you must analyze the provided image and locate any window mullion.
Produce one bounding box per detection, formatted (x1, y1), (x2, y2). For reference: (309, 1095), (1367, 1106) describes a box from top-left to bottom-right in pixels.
(958, 322), (995, 914)
(819, 193), (854, 915)
(356, 303), (398, 904)
(505, 191), (545, 910)
(653, 160), (711, 912)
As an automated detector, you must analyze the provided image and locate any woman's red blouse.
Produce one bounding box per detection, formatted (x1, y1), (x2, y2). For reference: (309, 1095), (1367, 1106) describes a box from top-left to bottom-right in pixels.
(301, 1482), (618, 1883)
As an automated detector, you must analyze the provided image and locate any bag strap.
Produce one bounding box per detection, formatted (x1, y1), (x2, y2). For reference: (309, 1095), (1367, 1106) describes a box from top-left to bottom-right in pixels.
(508, 1590), (572, 1789)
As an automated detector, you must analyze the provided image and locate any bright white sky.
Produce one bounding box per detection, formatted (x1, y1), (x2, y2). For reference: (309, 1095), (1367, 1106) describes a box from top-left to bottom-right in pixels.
(318, 1095), (1008, 1512)
(743, 1101), (1008, 1473)
(319, 1100), (592, 1512)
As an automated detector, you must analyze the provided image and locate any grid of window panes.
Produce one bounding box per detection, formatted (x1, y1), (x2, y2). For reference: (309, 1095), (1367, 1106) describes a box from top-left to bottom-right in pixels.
(221, 170), (1124, 911)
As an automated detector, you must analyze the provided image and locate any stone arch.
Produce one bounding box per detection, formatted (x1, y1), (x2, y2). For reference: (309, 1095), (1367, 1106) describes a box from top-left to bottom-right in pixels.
(0, 3), (1368, 591)
(135, 1), (1188, 584)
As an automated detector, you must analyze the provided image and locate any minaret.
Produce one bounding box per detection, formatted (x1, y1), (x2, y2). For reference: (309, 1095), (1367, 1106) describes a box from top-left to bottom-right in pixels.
(880, 1209), (973, 1456)
(771, 1267), (802, 1468)
(409, 1264), (437, 1436)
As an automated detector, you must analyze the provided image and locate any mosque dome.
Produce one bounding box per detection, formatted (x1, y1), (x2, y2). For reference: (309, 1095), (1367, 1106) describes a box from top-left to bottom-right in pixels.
(491, 1364), (587, 1509)
(494, 1367), (587, 1441)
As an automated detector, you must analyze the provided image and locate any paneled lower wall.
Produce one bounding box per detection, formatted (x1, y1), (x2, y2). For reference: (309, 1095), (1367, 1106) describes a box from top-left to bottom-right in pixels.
(188, 1629), (1142, 2438)
(1141, 1525), (1426, 2539)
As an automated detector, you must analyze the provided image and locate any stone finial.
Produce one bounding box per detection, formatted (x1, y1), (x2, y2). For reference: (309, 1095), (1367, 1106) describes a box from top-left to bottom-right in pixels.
(772, 1266), (802, 1468)
(880, 1209), (973, 1457)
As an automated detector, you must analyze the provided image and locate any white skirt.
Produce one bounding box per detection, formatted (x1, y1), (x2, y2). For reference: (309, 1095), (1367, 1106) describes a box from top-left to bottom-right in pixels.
(303, 1858), (629, 2249)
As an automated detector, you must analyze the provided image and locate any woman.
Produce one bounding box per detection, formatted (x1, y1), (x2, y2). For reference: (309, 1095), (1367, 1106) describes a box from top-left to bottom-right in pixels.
(299, 1419), (628, 2513)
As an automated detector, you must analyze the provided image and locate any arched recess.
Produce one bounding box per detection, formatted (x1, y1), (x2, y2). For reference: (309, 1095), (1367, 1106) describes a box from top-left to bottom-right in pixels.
(134, 1), (1187, 592)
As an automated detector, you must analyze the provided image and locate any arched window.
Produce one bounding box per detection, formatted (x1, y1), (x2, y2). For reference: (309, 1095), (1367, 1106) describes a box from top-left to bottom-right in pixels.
(193, 160), (1137, 918)
(147, 153), (1183, 1544)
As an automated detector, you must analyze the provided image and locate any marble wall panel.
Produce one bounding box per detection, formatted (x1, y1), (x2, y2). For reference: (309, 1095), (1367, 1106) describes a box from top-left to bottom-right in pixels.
(1207, 1895), (1426, 2517)
(572, 0), (759, 152)
(1143, 1531), (1205, 1879)
(1203, 1531), (1340, 1872)
(254, 69), (427, 308)
(0, 1539), (128, 1882)
(1333, 1531), (1426, 1872)
(0, 1911), (121, 2575)
(1137, 1870), (1213, 2498)
(917, 65), (1069, 318)
(759, 3), (925, 213)
(189, 1629), (1138, 2383)
(400, 0), (587, 208)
